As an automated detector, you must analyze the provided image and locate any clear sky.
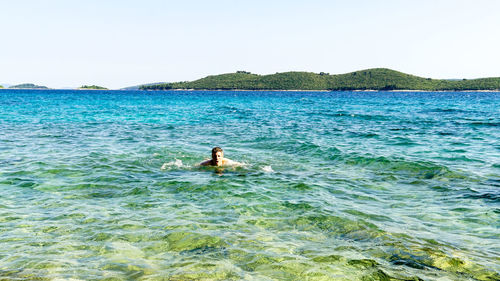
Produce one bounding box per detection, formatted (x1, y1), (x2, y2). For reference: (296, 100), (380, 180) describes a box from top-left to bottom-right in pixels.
(1, 0), (500, 89)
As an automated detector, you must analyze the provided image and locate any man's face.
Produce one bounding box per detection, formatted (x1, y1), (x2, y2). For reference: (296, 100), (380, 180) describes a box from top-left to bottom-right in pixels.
(213, 151), (223, 166)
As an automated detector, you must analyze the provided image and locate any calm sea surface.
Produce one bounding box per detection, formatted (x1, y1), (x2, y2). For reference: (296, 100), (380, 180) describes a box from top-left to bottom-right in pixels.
(0, 90), (499, 280)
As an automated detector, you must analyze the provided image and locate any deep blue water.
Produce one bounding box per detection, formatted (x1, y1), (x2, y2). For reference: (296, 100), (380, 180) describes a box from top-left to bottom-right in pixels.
(0, 89), (499, 280)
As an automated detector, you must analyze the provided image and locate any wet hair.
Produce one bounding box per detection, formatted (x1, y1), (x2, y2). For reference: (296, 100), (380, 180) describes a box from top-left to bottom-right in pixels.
(211, 147), (223, 157)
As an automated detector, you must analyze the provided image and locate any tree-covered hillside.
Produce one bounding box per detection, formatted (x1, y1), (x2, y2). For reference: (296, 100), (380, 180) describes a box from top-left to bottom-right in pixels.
(140, 68), (500, 91)
(9, 83), (48, 89)
(79, 85), (108, 90)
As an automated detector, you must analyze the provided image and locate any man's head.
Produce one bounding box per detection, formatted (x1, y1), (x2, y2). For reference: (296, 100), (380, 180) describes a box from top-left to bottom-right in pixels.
(211, 147), (224, 166)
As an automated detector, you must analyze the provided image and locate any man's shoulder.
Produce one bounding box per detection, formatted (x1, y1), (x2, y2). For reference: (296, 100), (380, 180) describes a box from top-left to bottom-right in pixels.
(223, 158), (242, 166)
(199, 159), (212, 166)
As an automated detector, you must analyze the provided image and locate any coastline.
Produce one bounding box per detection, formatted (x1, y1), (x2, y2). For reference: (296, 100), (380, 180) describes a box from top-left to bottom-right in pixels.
(138, 88), (500, 93)
(1, 88), (499, 92)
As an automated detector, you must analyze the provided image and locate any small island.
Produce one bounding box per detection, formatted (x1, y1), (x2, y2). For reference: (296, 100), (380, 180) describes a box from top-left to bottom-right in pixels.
(79, 85), (108, 90)
(139, 68), (500, 91)
(9, 83), (48, 89)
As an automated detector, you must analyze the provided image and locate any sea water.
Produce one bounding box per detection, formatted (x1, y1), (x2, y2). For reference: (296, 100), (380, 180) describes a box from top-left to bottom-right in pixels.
(0, 90), (498, 280)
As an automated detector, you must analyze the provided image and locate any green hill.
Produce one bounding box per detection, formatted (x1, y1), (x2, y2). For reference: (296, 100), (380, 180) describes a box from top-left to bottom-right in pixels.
(140, 68), (500, 91)
(79, 85), (108, 90)
(9, 83), (48, 89)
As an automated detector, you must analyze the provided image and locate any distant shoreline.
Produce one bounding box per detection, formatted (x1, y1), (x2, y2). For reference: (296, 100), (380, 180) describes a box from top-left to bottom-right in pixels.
(2, 68), (500, 92)
(1, 88), (499, 93)
(139, 68), (500, 92)
(142, 88), (500, 92)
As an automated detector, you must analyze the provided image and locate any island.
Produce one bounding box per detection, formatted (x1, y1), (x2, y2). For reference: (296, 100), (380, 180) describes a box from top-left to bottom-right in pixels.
(79, 85), (108, 90)
(139, 68), (500, 91)
(9, 83), (48, 89)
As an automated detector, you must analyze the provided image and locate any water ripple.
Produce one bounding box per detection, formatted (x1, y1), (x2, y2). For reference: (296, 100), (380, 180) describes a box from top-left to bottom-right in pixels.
(0, 90), (499, 280)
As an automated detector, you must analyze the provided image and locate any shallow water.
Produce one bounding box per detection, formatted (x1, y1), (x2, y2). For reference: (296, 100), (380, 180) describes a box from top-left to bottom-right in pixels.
(0, 90), (499, 280)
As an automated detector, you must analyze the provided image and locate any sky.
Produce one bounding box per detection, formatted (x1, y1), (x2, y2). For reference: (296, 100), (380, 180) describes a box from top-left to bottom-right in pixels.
(1, 0), (500, 89)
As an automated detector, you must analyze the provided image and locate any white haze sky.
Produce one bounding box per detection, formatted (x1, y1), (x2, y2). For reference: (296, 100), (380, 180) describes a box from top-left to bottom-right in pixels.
(1, 0), (500, 89)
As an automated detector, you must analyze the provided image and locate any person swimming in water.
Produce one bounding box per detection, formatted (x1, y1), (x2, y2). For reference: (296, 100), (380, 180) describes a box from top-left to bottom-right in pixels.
(199, 147), (241, 167)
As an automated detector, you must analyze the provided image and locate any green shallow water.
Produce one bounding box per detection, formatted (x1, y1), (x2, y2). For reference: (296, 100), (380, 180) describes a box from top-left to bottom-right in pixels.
(0, 90), (499, 280)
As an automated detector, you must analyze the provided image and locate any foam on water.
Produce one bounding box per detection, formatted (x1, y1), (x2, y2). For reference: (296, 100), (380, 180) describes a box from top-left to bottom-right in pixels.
(0, 89), (499, 280)
(261, 165), (274, 173)
(161, 159), (184, 170)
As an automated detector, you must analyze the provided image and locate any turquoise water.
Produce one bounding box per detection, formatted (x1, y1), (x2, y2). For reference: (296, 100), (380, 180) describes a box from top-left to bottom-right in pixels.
(0, 89), (499, 280)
